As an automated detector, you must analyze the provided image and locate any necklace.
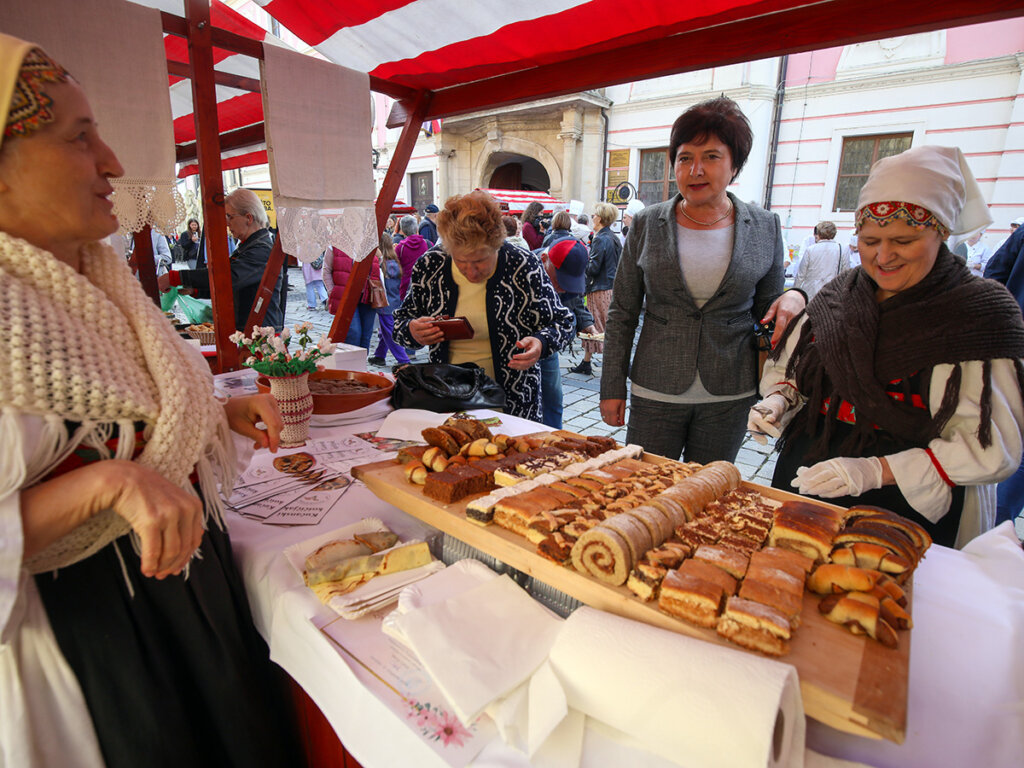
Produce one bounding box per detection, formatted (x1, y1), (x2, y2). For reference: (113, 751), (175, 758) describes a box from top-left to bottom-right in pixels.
(677, 199), (734, 227)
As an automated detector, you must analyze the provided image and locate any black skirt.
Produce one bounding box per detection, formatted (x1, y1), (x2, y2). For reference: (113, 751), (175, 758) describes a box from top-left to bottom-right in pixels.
(35, 522), (302, 768)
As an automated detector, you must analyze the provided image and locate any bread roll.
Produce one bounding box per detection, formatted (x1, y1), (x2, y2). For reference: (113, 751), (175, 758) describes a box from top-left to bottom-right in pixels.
(808, 564), (882, 595)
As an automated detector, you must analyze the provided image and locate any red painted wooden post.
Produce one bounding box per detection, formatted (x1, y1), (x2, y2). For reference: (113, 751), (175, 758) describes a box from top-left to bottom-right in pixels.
(243, 236), (288, 334)
(185, 0), (237, 371)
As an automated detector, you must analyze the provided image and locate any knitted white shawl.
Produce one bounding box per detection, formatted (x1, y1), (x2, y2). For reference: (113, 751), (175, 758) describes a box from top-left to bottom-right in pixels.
(0, 232), (236, 573)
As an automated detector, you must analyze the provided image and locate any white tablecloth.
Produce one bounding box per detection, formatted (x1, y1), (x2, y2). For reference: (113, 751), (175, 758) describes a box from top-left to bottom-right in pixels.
(226, 416), (1024, 768)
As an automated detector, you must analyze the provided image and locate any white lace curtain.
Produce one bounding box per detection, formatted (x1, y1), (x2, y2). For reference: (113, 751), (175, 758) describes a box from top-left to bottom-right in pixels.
(261, 44), (378, 264)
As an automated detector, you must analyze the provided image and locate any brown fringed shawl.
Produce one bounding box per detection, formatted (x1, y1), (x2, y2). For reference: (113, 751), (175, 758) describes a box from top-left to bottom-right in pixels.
(774, 244), (1024, 463)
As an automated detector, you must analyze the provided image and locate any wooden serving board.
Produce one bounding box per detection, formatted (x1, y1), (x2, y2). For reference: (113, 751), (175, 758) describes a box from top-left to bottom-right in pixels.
(351, 455), (911, 743)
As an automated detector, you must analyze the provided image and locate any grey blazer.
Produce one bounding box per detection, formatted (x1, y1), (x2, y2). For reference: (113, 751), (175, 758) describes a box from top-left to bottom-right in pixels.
(600, 192), (784, 400)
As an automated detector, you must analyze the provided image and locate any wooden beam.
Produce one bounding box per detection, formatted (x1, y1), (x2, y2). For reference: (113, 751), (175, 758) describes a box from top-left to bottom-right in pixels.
(176, 122), (265, 163)
(186, 0), (237, 371)
(328, 91), (433, 344)
(244, 236), (288, 335)
(167, 59), (261, 93)
(163, 8), (416, 102)
(425, 0), (1024, 120)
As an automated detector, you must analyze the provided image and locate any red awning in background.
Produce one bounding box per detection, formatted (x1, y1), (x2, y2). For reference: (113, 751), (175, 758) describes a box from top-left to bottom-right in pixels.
(477, 189), (566, 215)
(152, 0), (1021, 175)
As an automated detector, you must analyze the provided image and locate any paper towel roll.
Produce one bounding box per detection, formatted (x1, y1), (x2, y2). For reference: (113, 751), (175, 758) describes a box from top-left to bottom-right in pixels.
(547, 607), (805, 768)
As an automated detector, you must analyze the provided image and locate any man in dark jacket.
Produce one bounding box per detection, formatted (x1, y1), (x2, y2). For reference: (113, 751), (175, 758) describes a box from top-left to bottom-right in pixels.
(983, 224), (1024, 525)
(159, 188), (285, 332)
(419, 204), (439, 244)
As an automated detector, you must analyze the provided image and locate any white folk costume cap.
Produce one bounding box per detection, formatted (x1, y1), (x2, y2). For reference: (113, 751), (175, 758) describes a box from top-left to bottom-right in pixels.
(856, 145), (992, 239)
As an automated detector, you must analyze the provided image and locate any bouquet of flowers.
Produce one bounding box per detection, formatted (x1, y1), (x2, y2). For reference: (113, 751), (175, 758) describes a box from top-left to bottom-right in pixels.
(230, 322), (336, 377)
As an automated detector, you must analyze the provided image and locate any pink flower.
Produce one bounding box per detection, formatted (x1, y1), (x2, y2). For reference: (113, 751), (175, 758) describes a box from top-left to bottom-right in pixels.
(415, 708), (436, 729)
(432, 711), (471, 748)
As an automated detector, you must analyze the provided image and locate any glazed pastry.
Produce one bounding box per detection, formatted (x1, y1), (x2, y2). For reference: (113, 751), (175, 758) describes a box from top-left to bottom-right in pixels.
(818, 593), (899, 648)
(807, 564), (883, 595)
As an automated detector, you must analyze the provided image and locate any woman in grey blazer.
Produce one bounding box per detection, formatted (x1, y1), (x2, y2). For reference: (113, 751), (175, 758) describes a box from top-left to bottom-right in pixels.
(600, 97), (805, 463)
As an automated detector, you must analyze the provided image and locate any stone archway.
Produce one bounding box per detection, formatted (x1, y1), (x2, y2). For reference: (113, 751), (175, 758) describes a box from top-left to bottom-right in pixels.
(488, 154), (550, 191)
(475, 136), (563, 195)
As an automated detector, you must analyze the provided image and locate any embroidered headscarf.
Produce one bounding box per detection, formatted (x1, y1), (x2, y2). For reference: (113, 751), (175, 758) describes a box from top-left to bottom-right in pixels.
(0, 35), (236, 574)
(0, 33), (70, 149)
(855, 145), (993, 240)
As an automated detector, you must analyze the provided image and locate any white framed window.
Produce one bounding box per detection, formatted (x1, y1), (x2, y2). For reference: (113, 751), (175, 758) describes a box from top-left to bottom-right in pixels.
(821, 123), (926, 220)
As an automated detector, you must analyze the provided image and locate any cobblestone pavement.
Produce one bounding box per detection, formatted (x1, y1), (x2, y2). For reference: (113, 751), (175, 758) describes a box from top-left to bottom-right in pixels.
(284, 268), (1021, 537)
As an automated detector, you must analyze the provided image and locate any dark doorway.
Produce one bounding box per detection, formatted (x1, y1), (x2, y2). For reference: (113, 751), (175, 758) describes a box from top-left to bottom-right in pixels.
(487, 154), (550, 192)
(410, 171), (434, 212)
(490, 163), (521, 189)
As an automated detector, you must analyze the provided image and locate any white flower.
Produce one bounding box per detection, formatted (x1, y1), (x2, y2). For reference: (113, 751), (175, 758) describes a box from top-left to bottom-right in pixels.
(316, 334), (337, 354)
(295, 321), (313, 334)
(296, 349), (310, 361)
(245, 356), (257, 365)
(229, 331), (245, 344)
(271, 337), (287, 354)
(280, 328), (292, 342)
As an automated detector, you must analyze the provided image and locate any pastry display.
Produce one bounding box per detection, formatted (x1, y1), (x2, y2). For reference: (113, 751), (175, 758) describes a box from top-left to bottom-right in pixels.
(377, 417), (923, 656)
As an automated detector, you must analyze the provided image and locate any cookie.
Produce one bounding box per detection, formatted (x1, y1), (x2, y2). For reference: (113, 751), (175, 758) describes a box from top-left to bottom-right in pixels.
(273, 452), (315, 474)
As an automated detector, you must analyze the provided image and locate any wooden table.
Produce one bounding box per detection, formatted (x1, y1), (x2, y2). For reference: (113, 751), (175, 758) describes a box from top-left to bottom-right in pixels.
(352, 456), (911, 743)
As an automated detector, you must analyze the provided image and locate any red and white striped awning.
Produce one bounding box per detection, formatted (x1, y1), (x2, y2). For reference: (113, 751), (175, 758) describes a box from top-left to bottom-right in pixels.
(478, 189), (566, 215)
(148, 0), (1019, 174)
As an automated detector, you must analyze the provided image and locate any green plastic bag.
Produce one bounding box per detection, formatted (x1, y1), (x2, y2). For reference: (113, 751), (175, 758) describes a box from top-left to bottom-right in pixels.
(159, 286), (179, 313)
(161, 287), (213, 325)
(176, 293), (214, 325)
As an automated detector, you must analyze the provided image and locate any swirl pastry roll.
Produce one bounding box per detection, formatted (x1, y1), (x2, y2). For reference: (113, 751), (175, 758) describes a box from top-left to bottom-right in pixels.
(629, 504), (675, 545)
(572, 527), (633, 585)
(602, 513), (654, 566)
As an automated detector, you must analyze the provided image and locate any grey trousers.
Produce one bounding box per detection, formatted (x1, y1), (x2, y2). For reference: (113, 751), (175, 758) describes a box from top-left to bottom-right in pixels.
(626, 393), (756, 464)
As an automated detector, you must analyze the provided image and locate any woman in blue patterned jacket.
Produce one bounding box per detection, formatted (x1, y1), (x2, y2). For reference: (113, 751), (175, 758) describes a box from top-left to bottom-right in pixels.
(394, 191), (575, 421)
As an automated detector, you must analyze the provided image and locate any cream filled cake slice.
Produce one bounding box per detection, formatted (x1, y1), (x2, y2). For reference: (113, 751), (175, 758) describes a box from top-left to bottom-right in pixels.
(658, 569), (725, 628)
(716, 596), (792, 656)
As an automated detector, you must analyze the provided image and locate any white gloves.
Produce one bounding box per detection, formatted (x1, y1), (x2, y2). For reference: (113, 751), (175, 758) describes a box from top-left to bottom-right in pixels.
(793, 456), (884, 498)
(746, 393), (791, 445)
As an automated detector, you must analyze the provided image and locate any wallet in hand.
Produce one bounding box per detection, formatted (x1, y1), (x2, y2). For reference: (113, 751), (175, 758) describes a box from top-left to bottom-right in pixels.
(434, 316), (475, 340)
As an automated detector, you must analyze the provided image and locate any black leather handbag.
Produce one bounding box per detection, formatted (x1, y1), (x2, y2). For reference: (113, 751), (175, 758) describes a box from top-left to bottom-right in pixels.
(390, 362), (505, 413)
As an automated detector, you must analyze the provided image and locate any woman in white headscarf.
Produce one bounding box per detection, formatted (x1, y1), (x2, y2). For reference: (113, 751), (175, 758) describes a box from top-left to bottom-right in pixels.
(748, 146), (1024, 548)
(0, 34), (299, 767)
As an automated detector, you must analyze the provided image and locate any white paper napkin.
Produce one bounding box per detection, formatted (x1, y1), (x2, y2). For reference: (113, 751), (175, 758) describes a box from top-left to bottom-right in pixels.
(374, 407), (548, 441)
(541, 606), (805, 768)
(389, 574), (564, 725)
